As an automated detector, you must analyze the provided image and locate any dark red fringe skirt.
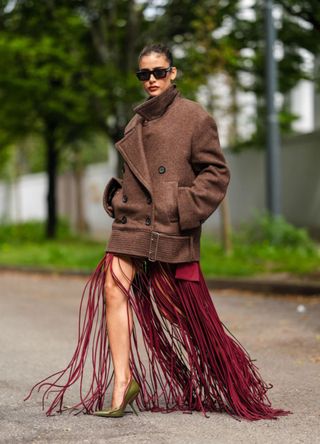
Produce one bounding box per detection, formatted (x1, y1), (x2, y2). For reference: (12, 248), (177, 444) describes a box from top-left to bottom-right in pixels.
(24, 252), (292, 421)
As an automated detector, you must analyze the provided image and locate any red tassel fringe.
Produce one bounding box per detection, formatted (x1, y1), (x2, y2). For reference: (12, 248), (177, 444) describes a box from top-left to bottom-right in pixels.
(24, 252), (292, 421)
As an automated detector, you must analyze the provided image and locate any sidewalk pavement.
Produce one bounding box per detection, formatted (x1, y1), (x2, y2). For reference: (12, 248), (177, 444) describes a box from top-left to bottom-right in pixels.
(0, 270), (319, 444)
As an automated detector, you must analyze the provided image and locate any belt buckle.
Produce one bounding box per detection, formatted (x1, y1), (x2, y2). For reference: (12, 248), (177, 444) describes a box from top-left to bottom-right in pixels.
(148, 231), (160, 262)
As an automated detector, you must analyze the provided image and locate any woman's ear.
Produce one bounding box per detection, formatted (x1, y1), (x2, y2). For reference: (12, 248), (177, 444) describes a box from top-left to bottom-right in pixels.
(170, 67), (177, 81)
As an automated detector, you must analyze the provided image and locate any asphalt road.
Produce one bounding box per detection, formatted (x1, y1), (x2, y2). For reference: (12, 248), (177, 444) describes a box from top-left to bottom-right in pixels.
(0, 271), (319, 444)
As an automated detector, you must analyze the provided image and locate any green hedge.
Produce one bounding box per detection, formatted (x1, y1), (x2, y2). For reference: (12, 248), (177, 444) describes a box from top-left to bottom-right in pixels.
(0, 215), (319, 277)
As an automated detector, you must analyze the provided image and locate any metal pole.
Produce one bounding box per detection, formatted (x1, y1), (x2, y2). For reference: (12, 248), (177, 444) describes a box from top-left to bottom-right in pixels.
(265, 0), (281, 216)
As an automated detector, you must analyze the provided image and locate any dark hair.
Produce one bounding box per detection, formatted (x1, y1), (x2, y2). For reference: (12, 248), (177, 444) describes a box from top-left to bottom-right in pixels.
(138, 43), (173, 66)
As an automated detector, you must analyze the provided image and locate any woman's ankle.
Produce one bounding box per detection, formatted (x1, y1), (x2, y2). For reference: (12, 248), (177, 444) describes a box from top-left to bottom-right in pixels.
(114, 372), (132, 386)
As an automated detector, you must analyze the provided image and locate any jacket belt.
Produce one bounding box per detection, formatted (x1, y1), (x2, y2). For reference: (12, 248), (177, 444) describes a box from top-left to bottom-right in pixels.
(148, 231), (161, 262)
(107, 226), (197, 263)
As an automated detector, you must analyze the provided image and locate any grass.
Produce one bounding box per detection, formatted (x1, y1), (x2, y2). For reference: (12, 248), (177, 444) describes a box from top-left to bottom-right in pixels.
(0, 216), (319, 277)
(0, 239), (105, 272)
(200, 235), (320, 277)
(0, 220), (105, 272)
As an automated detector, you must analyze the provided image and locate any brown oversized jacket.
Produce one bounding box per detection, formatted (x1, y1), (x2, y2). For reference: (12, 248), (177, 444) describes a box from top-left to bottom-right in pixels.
(103, 84), (230, 263)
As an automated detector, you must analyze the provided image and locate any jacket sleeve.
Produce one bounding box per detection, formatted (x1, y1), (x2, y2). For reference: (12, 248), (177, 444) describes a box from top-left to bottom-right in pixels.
(177, 113), (230, 231)
(102, 176), (123, 218)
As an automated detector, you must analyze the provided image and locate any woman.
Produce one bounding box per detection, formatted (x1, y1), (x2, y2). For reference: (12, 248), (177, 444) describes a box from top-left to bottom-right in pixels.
(25, 43), (291, 421)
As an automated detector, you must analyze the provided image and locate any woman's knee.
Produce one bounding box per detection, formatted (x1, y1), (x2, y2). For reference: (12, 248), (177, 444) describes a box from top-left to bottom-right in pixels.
(104, 254), (136, 306)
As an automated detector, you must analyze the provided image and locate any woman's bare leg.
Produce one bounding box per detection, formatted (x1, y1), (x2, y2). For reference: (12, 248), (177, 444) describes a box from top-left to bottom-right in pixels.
(105, 254), (136, 409)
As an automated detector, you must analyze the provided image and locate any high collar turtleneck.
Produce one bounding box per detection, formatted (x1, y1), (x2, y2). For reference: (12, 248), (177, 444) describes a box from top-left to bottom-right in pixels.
(133, 84), (180, 121)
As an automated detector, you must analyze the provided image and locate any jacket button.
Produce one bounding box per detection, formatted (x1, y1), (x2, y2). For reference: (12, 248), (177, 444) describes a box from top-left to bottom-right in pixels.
(158, 165), (166, 174)
(145, 216), (151, 225)
(122, 195), (128, 203)
(121, 216), (127, 224)
(146, 196), (152, 204)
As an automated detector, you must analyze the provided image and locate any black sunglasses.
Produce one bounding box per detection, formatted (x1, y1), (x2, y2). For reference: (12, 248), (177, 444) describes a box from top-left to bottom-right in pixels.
(136, 66), (172, 81)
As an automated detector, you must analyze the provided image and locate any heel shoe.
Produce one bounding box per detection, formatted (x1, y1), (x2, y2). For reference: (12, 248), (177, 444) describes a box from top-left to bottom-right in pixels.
(93, 377), (140, 418)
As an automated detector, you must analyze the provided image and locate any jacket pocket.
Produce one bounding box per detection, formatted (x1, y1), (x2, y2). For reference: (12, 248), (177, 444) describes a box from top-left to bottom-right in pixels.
(164, 181), (179, 223)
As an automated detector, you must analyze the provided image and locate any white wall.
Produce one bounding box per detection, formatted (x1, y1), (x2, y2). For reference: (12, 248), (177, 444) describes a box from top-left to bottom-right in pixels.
(291, 80), (315, 133)
(218, 130), (320, 236)
(0, 172), (47, 223)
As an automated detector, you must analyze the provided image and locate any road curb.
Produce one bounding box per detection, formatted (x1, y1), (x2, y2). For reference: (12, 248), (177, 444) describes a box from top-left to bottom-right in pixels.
(1, 265), (319, 296)
(205, 277), (320, 296)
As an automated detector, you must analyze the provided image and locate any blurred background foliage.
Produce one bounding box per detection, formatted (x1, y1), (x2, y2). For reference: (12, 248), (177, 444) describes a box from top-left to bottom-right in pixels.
(0, 215), (318, 276)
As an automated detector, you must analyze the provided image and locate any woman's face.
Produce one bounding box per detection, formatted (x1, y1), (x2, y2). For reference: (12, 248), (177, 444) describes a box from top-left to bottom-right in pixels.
(139, 52), (177, 97)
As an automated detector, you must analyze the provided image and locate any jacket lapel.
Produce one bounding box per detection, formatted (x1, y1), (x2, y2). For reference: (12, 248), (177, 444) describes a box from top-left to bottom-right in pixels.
(115, 119), (153, 195)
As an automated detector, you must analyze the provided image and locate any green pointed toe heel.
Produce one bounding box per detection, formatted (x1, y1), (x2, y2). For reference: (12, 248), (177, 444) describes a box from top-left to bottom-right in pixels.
(93, 377), (140, 418)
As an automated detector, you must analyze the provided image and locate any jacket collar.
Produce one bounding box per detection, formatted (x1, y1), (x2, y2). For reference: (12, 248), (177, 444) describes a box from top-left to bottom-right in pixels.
(116, 84), (180, 195)
(133, 84), (179, 121)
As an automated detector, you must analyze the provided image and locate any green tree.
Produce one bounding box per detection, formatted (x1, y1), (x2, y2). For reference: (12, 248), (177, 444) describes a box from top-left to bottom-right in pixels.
(72, 0), (151, 165)
(0, 1), (108, 237)
(242, 0), (320, 148)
